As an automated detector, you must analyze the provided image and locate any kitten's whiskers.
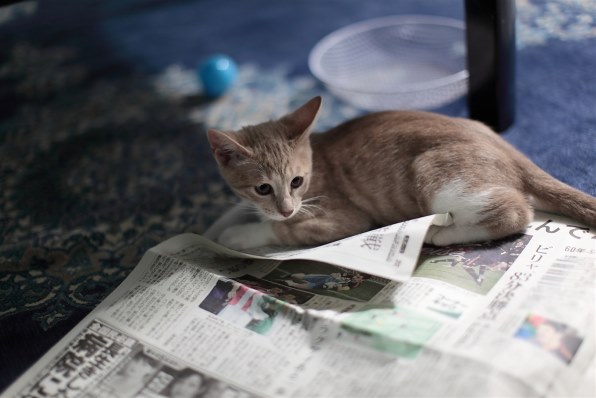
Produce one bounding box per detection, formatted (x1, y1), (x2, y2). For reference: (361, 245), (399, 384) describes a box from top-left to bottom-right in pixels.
(297, 197), (325, 219)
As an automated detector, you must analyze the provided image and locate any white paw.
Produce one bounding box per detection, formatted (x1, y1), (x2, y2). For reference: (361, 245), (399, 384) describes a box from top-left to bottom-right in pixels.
(424, 225), (442, 245)
(218, 223), (276, 250)
(426, 226), (455, 246)
(425, 225), (490, 246)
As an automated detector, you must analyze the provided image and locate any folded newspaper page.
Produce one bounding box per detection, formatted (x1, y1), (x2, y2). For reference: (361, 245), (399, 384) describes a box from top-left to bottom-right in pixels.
(153, 213), (449, 282)
(3, 212), (595, 398)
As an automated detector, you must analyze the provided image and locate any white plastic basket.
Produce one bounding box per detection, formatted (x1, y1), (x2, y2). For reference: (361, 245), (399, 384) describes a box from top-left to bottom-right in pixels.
(308, 15), (468, 110)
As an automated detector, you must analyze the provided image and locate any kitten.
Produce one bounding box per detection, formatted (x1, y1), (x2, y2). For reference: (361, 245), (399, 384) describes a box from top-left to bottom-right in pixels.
(207, 96), (596, 250)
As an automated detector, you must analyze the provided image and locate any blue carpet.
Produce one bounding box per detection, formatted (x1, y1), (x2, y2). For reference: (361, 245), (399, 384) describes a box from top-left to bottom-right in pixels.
(0, 0), (594, 391)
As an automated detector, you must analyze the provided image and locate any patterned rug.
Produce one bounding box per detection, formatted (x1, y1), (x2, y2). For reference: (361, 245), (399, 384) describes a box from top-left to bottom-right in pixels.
(1, 0), (595, 390)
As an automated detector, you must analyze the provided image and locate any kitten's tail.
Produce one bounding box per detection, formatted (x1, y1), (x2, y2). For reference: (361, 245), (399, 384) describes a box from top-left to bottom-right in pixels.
(522, 162), (596, 227)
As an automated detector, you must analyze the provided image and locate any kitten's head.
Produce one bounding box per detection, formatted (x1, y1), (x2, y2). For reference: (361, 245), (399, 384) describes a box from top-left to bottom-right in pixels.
(207, 96), (322, 221)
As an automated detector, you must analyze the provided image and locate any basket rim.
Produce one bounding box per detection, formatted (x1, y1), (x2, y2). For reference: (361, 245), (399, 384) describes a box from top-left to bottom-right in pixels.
(308, 15), (468, 94)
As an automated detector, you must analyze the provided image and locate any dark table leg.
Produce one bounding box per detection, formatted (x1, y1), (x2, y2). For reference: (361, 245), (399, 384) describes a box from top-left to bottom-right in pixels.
(465, 0), (516, 132)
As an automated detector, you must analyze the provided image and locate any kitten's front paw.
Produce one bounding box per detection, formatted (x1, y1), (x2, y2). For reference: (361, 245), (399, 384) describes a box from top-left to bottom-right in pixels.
(424, 224), (490, 246)
(218, 223), (276, 250)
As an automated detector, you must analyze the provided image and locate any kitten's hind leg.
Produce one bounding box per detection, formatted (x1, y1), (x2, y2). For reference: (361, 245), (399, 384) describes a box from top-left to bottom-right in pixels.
(426, 186), (532, 246)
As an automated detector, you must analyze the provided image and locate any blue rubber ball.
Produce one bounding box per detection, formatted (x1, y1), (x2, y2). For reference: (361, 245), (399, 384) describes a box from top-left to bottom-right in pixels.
(198, 54), (238, 97)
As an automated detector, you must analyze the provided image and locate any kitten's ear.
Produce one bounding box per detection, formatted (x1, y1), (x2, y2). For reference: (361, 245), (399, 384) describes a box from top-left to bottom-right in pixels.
(281, 96), (322, 143)
(207, 129), (251, 166)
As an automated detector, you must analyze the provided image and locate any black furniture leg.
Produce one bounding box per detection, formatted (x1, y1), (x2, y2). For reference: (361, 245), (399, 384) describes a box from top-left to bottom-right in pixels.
(465, 0), (516, 132)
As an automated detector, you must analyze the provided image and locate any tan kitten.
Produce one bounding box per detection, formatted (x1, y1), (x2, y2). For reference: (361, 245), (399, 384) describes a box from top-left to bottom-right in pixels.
(207, 96), (596, 250)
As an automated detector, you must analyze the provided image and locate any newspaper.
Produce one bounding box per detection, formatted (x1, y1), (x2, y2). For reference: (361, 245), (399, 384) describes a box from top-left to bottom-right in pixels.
(3, 212), (595, 398)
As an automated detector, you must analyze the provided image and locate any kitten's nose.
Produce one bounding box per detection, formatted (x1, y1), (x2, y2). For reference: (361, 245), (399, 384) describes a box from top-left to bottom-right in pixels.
(280, 209), (293, 218)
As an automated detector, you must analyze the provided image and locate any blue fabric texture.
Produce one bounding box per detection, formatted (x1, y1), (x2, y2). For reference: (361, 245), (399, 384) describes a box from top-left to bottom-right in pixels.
(0, 0), (594, 391)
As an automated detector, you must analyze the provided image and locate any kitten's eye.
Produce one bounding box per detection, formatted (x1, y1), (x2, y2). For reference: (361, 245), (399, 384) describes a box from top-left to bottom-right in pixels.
(290, 176), (303, 189)
(255, 183), (272, 196)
